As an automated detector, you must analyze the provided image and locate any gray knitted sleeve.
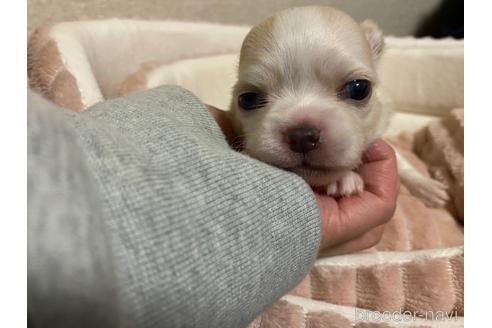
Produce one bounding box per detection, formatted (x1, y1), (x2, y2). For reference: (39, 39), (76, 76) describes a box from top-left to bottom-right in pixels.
(27, 86), (321, 328)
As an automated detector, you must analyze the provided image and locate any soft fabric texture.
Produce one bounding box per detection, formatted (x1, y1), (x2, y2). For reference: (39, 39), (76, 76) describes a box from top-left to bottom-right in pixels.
(27, 86), (321, 328)
(414, 108), (464, 221)
(27, 20), (250, 111)
(27, 20), (464, 327)
(28, 90), (121, 328)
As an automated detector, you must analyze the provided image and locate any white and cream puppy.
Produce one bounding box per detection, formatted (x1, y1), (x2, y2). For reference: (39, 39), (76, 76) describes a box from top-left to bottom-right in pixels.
(229, 6), (448, 205)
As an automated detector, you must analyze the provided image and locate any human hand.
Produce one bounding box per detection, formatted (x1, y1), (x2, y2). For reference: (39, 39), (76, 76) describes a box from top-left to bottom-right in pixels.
(316, 139), (399, 256)
(208, 105), (399, 256)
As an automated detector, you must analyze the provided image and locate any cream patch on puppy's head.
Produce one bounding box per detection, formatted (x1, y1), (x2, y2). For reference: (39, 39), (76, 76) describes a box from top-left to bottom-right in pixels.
(230, 6), (390, 185)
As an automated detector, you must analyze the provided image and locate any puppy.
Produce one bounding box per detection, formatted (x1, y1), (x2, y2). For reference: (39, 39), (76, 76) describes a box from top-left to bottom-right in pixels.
(229, 6), (448, 206)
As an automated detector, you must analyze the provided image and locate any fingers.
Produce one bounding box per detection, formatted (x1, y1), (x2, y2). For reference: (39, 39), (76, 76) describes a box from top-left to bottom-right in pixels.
(316, 194), (341, 249)
(319, 224), (385, 257)
(360, 139), (399, 201)
(362, 138), (395, 163)
(317, 192), (390, 248)
(317, 139), (399, 250)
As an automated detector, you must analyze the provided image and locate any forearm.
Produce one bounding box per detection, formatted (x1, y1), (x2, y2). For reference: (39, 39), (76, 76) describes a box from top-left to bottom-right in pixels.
(27, 91), (122, 327)
(28, 87), (321, 327)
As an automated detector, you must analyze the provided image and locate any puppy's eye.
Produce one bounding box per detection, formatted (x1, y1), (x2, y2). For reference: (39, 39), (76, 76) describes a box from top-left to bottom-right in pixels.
(238, 92), (266, 110)
(341, 79), (371, 101)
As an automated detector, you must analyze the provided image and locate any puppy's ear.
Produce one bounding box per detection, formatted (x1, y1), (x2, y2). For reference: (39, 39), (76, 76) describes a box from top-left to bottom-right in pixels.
(360, 20), (384, 60)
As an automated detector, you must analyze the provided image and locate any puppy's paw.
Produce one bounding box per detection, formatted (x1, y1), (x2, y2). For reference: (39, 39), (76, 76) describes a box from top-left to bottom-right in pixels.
(405, 175), (449, 207)
(326, 171), (364, 197)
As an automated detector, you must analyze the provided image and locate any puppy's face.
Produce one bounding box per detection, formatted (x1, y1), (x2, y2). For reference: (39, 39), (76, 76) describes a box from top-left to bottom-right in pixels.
(230, 7), (390, 185)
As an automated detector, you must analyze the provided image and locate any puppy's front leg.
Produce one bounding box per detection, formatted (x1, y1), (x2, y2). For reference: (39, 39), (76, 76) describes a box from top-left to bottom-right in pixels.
(326, 171), (364, 197)
(395, 149), (449, 207)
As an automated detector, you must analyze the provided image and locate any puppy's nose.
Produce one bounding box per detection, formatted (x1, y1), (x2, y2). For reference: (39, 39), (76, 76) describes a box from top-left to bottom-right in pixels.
(286, 126), (320, 154)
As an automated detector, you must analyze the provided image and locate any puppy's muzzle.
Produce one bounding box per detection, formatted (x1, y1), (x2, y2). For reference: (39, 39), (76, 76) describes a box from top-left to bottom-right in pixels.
(285, 126), (320, 154)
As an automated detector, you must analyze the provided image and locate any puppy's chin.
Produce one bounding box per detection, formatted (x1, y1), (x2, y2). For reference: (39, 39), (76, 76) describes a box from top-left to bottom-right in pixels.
(289, 165), (351, 186)
(246, 146), (362, 186)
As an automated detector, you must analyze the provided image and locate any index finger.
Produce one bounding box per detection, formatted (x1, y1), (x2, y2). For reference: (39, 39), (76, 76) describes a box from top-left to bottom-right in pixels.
(359, 139), (399, 201)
